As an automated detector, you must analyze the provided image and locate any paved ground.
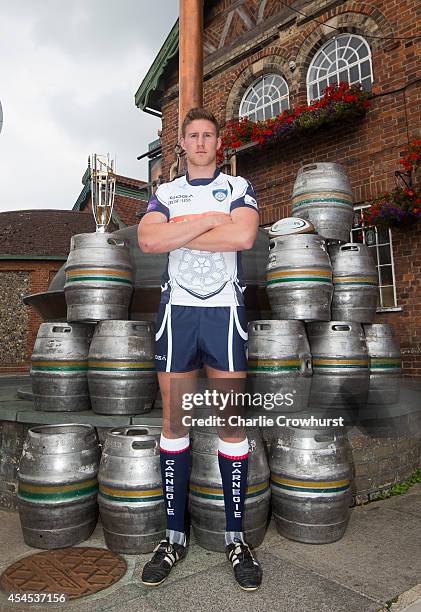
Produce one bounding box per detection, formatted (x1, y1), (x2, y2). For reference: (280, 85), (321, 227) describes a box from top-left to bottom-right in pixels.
(0, 485), (420, 612)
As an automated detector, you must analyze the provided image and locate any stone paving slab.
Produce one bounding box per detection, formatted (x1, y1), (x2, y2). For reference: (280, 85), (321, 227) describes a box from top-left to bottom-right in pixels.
(259, 490), (421, 602)
(113, 550), (381, 612)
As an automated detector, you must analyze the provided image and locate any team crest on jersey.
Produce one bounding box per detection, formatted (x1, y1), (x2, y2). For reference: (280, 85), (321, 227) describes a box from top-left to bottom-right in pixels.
(212, 188), (228, 202)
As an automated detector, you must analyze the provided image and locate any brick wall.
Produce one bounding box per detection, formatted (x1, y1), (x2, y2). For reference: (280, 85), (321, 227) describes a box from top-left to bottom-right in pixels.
(0, 261), (63, 372)
(157, 0), (421, 375)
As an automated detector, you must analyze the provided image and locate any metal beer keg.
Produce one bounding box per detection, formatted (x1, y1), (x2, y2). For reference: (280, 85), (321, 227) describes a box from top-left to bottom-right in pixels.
(189, 428), (270, 552)
(363, 324), (402, 407)
(17, 424), (100, 548)
(30, 322), (93, 412)
(88, 320), (157, 415)
(270, 426), (352, 543)
(330, 243), (378, 323)
(266, 233), (333, 321)
(98, 427), (165, 554)
(307, 321), (369, 411)
(64, 232), (133, 322)
(292, 163), (354, 242)
(247, 320), (312, 414)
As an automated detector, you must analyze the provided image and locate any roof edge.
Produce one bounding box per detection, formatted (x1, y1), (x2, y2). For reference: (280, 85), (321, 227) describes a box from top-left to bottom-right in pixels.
(134, 19), (179, 113)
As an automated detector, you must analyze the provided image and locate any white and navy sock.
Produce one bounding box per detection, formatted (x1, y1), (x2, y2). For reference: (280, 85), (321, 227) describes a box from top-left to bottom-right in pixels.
(217, 437), (249, 545)
(160, 433), (190, 545)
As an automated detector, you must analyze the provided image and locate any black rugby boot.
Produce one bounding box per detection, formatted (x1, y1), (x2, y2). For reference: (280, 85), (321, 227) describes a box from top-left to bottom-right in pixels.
(141, 537), (187, 586)
(226, 538), (262, 591)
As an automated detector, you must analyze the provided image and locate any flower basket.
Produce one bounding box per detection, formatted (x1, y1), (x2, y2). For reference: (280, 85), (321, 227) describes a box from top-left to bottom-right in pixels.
(217, 82), (370, 163)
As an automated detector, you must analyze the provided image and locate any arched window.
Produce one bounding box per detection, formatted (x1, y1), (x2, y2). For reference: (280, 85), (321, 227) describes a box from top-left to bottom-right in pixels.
(239, 74), (289, 122)
(307, 34), (373, 103)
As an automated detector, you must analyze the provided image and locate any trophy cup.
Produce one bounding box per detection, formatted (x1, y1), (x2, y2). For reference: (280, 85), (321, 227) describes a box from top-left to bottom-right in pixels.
(89, 153), (116, 232)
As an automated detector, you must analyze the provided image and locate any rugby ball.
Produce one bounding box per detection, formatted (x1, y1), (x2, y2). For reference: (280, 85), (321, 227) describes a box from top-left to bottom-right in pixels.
(269, 217), (315, 237)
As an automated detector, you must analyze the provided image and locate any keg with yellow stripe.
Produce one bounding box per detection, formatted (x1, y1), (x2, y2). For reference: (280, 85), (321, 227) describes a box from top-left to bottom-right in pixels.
(98, 427), (165, 553)
(269, 426), (352, 543)
(363, 324), (402, 409)
(64, 232), (133, 322)
(30, 323), (93, 411)
(266, 233), (333, 321)
(189, 428), (270, 552)
(292, 163), (354, 242)
(88, 321), (157, 415)
(17, 424), (100, 548)
(307, 321), (369, 412)
(330, 243), (378, 323)
(247, 320), (312, 423)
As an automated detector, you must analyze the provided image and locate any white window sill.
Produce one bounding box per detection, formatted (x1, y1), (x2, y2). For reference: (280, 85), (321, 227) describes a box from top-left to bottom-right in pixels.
(376, 307), (403, 313)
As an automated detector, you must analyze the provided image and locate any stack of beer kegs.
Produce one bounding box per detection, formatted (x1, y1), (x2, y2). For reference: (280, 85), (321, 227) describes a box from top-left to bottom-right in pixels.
(248, 162), (404, 544)
(30, 232), (157, 416)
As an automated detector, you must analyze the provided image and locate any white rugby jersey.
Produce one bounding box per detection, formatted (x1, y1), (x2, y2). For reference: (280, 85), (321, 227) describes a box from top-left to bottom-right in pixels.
(145, 168), (259, 306)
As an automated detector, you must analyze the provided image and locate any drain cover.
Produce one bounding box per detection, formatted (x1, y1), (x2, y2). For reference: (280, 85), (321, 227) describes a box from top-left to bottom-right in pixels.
(0, 547), (127, 600)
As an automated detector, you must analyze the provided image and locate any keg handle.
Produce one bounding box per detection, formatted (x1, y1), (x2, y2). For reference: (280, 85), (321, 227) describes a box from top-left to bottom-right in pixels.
(301, 164), (318, 173)
(314, 433), (334, 443)
(299, 353), (312, 377)
(331, 324), (351, 332)
(340, 244), (359, 252)
(107, 238), (126, 247)
(132, 440), (159, 450)
(52, 326), (71, 333)
(253, 323), (272, 331)
(269, 241), (276, 250)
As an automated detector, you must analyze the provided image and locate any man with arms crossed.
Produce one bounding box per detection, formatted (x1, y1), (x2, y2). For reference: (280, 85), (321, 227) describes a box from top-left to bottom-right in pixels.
(138, 108), (261, 590)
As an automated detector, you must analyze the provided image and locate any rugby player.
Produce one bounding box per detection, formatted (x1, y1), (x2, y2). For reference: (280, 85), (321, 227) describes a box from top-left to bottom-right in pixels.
(138, 107), (261, 590)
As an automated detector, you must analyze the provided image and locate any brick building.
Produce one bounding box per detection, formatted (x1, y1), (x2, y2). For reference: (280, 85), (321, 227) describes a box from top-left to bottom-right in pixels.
(135, 0), (421, 376)
(0, 171), (148, 371)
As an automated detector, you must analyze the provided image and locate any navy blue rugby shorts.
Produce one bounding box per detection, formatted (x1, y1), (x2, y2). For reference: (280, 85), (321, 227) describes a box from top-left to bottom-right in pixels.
(154, 304), (248, 372)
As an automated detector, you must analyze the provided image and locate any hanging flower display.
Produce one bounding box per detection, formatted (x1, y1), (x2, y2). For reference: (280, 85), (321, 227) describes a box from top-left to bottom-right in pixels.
(365, 139), (421, 228)
(217, 82), (370, 163)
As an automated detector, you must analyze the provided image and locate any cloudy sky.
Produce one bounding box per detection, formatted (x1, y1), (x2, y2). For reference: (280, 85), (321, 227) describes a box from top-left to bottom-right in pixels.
(0, 0), (179, 212)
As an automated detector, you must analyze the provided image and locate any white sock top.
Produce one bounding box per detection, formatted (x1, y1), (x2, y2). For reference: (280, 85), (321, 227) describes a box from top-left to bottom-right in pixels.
(160, 433), (190, 452)
(217, 437), (249, 457)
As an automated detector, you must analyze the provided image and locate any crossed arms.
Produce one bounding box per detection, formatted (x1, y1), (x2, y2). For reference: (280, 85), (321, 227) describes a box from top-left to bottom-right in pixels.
(138, 207), (259, 253)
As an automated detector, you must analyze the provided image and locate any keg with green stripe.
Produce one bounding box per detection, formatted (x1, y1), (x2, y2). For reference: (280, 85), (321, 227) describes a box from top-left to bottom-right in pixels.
(98, 427), (165, 553)
(292, 162), (354, 242)
(330, 243), (378, 323)
(307, 321), (369, 412)
(88, 320), (157, 415)
(266, 233), (333, 321)
(363, 324), (402, 409)
(64, 232), (133, 322)
(269, 426), (352, 543)
(17, 424), (100, 549)
(30, 323), (93, 412)
(247, 320), (312, 422)
(189, 428), (270, 552)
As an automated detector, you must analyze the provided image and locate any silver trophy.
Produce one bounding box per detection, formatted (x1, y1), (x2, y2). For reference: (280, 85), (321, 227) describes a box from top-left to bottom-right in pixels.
(89, 153), (116, 232)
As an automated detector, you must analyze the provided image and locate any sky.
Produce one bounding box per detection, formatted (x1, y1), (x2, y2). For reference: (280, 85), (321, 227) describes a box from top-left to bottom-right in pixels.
(0, 0), (179, 212)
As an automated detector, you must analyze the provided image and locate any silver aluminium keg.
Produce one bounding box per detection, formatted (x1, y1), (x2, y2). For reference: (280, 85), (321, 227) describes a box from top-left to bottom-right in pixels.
(292, 163), (354, 242)
(307, 321), (369, 410)
(189, 428), (270, 552)
(30, 323), (93, 412)
(247, 320), (312, 415)
(266, 233), (333, 321)
(17, 424), (100, 548)
(98, 427), (165, 554)
(88, 320), (157, 415)
(64, 232), (133, 322)
(330, 243), (378, 323)
(363, 324), (402, 407)
(270, 426), (352, 543)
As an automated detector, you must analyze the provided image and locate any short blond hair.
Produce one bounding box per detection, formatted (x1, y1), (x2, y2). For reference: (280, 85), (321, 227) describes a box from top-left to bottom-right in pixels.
(181, 107), (220, 137)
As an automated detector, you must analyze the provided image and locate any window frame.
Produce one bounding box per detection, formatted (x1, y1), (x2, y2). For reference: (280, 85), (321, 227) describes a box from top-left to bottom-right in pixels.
(306, 34), (374, 103)
(239, 73), (290, 122)
(350, 204), (401, 312)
